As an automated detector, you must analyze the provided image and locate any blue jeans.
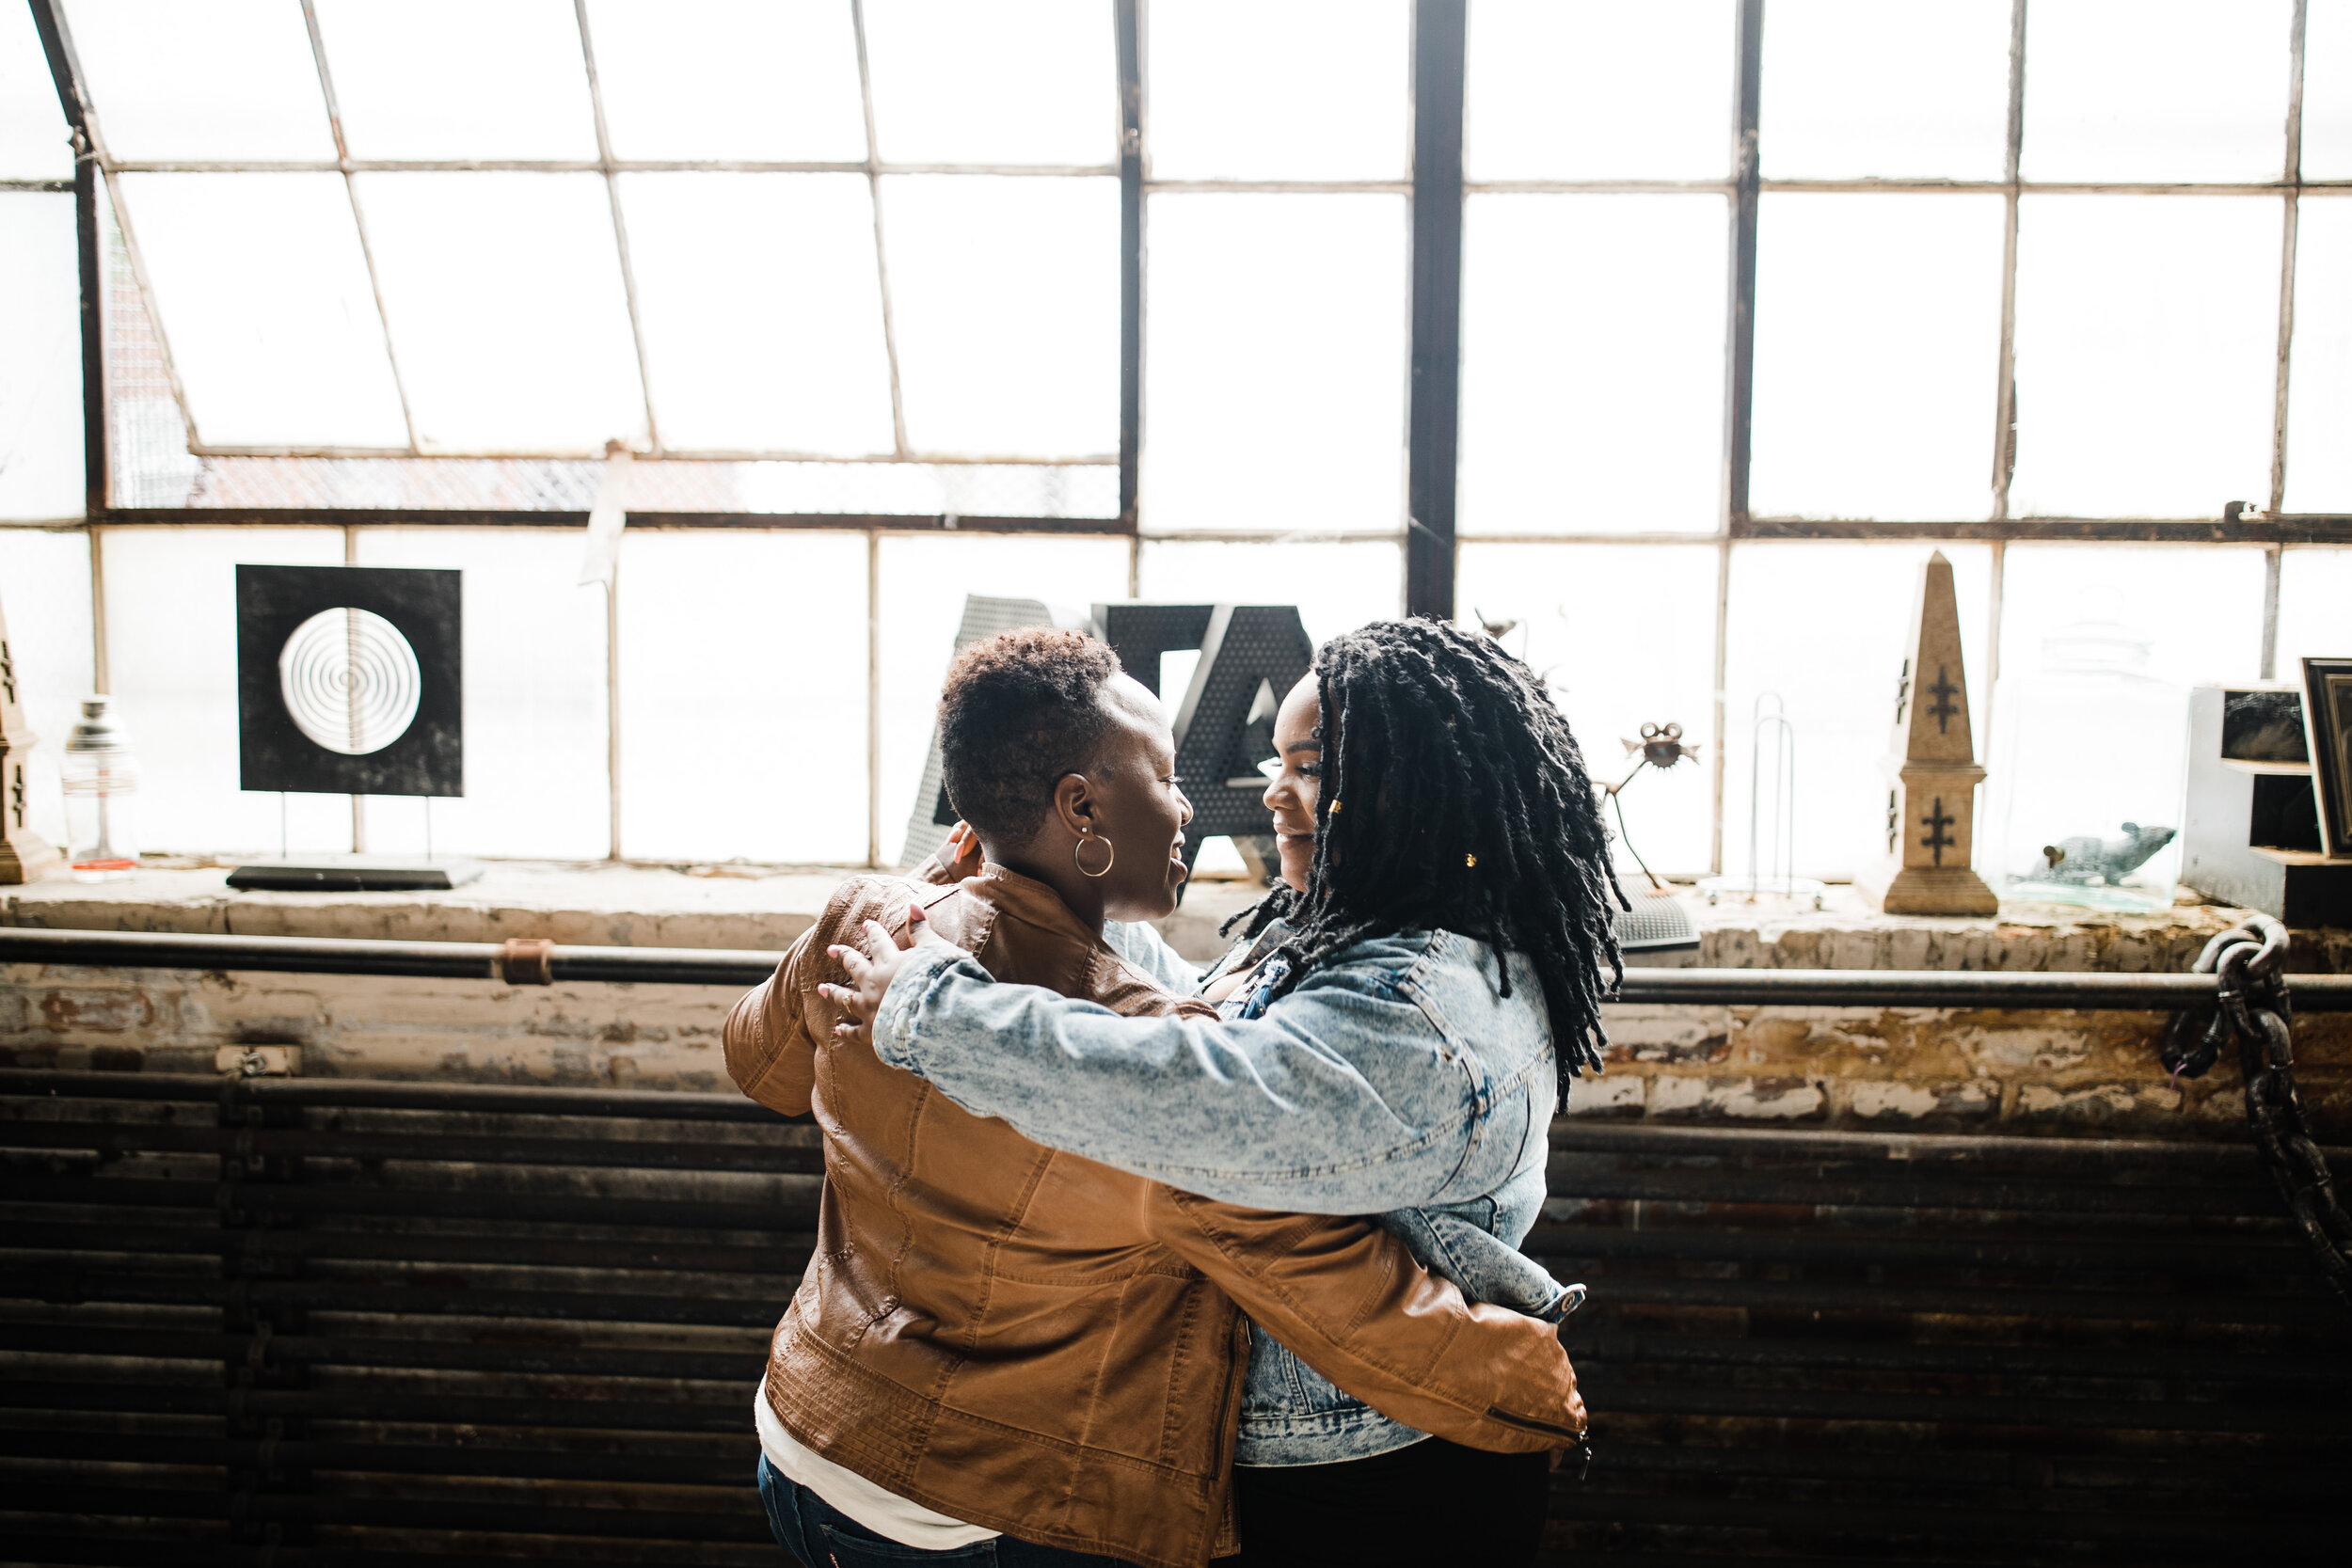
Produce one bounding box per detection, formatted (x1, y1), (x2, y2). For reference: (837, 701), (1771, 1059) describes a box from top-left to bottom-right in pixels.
(756, 1456), (1138, 1568)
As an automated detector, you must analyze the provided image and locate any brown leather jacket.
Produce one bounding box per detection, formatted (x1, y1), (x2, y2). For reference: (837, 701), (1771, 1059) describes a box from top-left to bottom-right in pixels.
(725, 866), (1585, 1568)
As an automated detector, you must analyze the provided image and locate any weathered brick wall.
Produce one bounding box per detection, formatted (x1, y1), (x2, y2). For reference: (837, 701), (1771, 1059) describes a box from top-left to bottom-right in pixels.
(1582, 1001), (2352, 1141)
(3, 867), (2346, 1140)
(1, 965), (742, 1090)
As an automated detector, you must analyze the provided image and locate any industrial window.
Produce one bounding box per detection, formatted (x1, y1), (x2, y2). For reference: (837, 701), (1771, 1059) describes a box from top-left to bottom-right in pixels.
(0, 0), (2343, 879)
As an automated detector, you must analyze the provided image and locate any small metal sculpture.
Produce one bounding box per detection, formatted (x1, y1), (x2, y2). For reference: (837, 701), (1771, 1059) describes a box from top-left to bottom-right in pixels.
(1623, 721), (1698, 774)
(1604, 722), (1699, 892)
(1697, 694), (1825, 909)
(2041, 823), (2178, 886)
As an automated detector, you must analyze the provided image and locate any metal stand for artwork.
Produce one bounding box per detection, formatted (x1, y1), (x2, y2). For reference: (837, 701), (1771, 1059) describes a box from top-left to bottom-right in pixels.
(1700, 693), (1825, 909)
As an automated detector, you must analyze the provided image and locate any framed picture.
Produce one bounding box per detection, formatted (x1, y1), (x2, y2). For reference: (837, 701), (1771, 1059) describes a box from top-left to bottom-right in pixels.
(2303, 656), (2352, 858)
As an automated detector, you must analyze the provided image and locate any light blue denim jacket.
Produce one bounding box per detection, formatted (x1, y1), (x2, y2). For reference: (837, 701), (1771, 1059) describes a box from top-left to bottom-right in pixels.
(874, 917), (1577, 1466)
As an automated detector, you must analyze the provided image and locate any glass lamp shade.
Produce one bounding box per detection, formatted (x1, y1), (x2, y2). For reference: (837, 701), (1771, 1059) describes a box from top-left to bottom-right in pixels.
(62, 695), (140, 881)
(1986, 622), (2188, 912)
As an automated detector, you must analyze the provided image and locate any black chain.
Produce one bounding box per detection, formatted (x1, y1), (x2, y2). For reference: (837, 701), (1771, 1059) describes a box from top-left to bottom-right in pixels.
(2162, 913), (2352, 1309)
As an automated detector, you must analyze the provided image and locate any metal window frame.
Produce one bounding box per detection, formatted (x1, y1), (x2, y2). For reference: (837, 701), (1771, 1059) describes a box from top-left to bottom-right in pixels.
(39, 0), (1130, 473)
(1418, 0), (2351, 877)
(24, 0), (2352, 880)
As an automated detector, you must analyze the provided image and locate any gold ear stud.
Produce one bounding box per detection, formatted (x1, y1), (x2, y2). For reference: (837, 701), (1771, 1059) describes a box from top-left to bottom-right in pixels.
(1327, 800), (1343, 815)
(1465, 853), (1477, 868)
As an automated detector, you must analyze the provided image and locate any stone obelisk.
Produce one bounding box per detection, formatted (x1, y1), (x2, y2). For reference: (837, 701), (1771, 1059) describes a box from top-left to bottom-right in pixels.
(1863, 552), (1995, 915)
(0, 591), (57, 883)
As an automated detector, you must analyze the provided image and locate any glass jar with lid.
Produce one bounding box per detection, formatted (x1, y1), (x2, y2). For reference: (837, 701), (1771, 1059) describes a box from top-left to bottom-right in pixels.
(1986, 617), (2188, 912)
(62, 695), (140, 882)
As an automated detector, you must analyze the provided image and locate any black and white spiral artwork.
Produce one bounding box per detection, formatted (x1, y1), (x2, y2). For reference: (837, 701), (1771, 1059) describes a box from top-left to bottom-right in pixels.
(278, 608), (423, 755)
(237, 565), (462, 797)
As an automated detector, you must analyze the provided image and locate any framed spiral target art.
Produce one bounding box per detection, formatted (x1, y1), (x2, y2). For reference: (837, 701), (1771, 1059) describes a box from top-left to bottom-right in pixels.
(236, 564), (461, 797)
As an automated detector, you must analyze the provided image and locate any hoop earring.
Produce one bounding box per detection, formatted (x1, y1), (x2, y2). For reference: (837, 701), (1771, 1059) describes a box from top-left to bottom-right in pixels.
(1074, 832), (1115, 879)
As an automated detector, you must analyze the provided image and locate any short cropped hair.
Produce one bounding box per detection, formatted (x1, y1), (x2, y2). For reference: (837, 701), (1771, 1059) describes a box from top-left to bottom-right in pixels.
(938, 627), (1124, 843)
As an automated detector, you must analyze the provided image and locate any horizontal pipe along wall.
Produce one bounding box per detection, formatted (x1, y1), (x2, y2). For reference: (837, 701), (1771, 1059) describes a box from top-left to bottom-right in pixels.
(5, 913), (2349, 1141)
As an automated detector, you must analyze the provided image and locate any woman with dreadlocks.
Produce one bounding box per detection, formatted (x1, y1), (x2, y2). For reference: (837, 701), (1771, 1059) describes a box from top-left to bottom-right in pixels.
(825, 618), (1623, 1565)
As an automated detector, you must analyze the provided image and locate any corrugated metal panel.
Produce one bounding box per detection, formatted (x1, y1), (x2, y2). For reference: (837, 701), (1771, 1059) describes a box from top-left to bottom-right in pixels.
(3, 1072), (2344, 1565)
(1531, 1122), (2349, 1563)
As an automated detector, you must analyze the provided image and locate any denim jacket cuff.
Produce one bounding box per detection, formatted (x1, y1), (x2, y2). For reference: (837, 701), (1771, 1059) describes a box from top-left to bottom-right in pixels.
(873, 946), (978, 1075)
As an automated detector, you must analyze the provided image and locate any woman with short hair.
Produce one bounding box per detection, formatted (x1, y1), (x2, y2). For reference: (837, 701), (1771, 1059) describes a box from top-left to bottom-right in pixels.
(829, 618), (1624, 1565)
(737, 626), (1590, 1568)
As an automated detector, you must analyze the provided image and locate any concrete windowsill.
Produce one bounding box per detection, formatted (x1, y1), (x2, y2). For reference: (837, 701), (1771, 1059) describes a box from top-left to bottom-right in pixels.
(3, 862), (2344, 1139)
(0, 861), (2328, 972)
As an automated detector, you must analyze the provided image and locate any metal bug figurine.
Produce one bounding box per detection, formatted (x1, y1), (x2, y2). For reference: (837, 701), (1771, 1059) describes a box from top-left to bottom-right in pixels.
(1624, 721), (1699, 773)
(1603, 722), (1701, 891)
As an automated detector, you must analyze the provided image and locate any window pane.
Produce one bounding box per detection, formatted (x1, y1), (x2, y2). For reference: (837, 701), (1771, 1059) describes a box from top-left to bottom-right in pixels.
(1724, 543), (1993, 880)
(882, 176), (1117, 459)
(1460, 542), (1719, 876)
(2278, 549), (2352, 670)
(2009, 196), (2279, 518)
(355, 173), (645, 454)
(621, 173), (894, 456)
(1750, 193), (2004, 520)
(2308, 0), (2352, 179)
(1147, 0), (1408, 182)
(103, 184), (202, 510)
(2020, 0), (2293, 182)
(1998, 546), (2265, 692)
(100, 526), (354, 855)
(0, 194), (83, 519)
(864, 0), (1113, 166)
(0, 525), (95, 849)
(1136, 540), (1401, 648)
(620, 530), (867, 864)
(876, 533), (1130, 864)
(313, 0), (597, 161)
(119, 173), (406, 451)
(1759, 0), (2010, 180)
(1458, 194), (1724, 534)
(0, 0), (72, 179)
(586, 0), (866, 163)
(64, 0), (331, 162)
(2285, 198), (2352, 512)
(1142, 193), (1406, 533)
(352, 528), (606, 859)
(1466, 0), (1737, 182)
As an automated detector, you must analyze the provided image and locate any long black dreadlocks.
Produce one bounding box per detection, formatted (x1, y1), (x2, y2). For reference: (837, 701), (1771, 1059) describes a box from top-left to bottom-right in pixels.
(1221, 618), (1627, 1098)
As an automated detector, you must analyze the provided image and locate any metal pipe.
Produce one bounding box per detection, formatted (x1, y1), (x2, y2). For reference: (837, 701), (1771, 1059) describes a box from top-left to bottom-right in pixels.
(3, 925), (2347, 1009)
(1404, 0), (1466, 621)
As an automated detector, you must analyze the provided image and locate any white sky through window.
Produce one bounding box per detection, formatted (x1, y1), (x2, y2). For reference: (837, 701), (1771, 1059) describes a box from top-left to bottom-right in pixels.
(64, 0), (332, 163)
(585, 0), (868, 163)
(121, 172), (407, 450)
(1148, 0), (1410, 182)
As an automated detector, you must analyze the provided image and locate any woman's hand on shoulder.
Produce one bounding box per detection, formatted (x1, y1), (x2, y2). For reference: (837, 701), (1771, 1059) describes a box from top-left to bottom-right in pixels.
(818, 904), (957, 1049)
(911, 821), (983, 886)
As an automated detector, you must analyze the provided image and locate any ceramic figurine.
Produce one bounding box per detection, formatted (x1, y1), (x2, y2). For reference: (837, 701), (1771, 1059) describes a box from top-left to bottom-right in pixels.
(2042, 823), (2178, 886)
(1861, 552), (1997, 915)
(0, 590), (58, 883)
